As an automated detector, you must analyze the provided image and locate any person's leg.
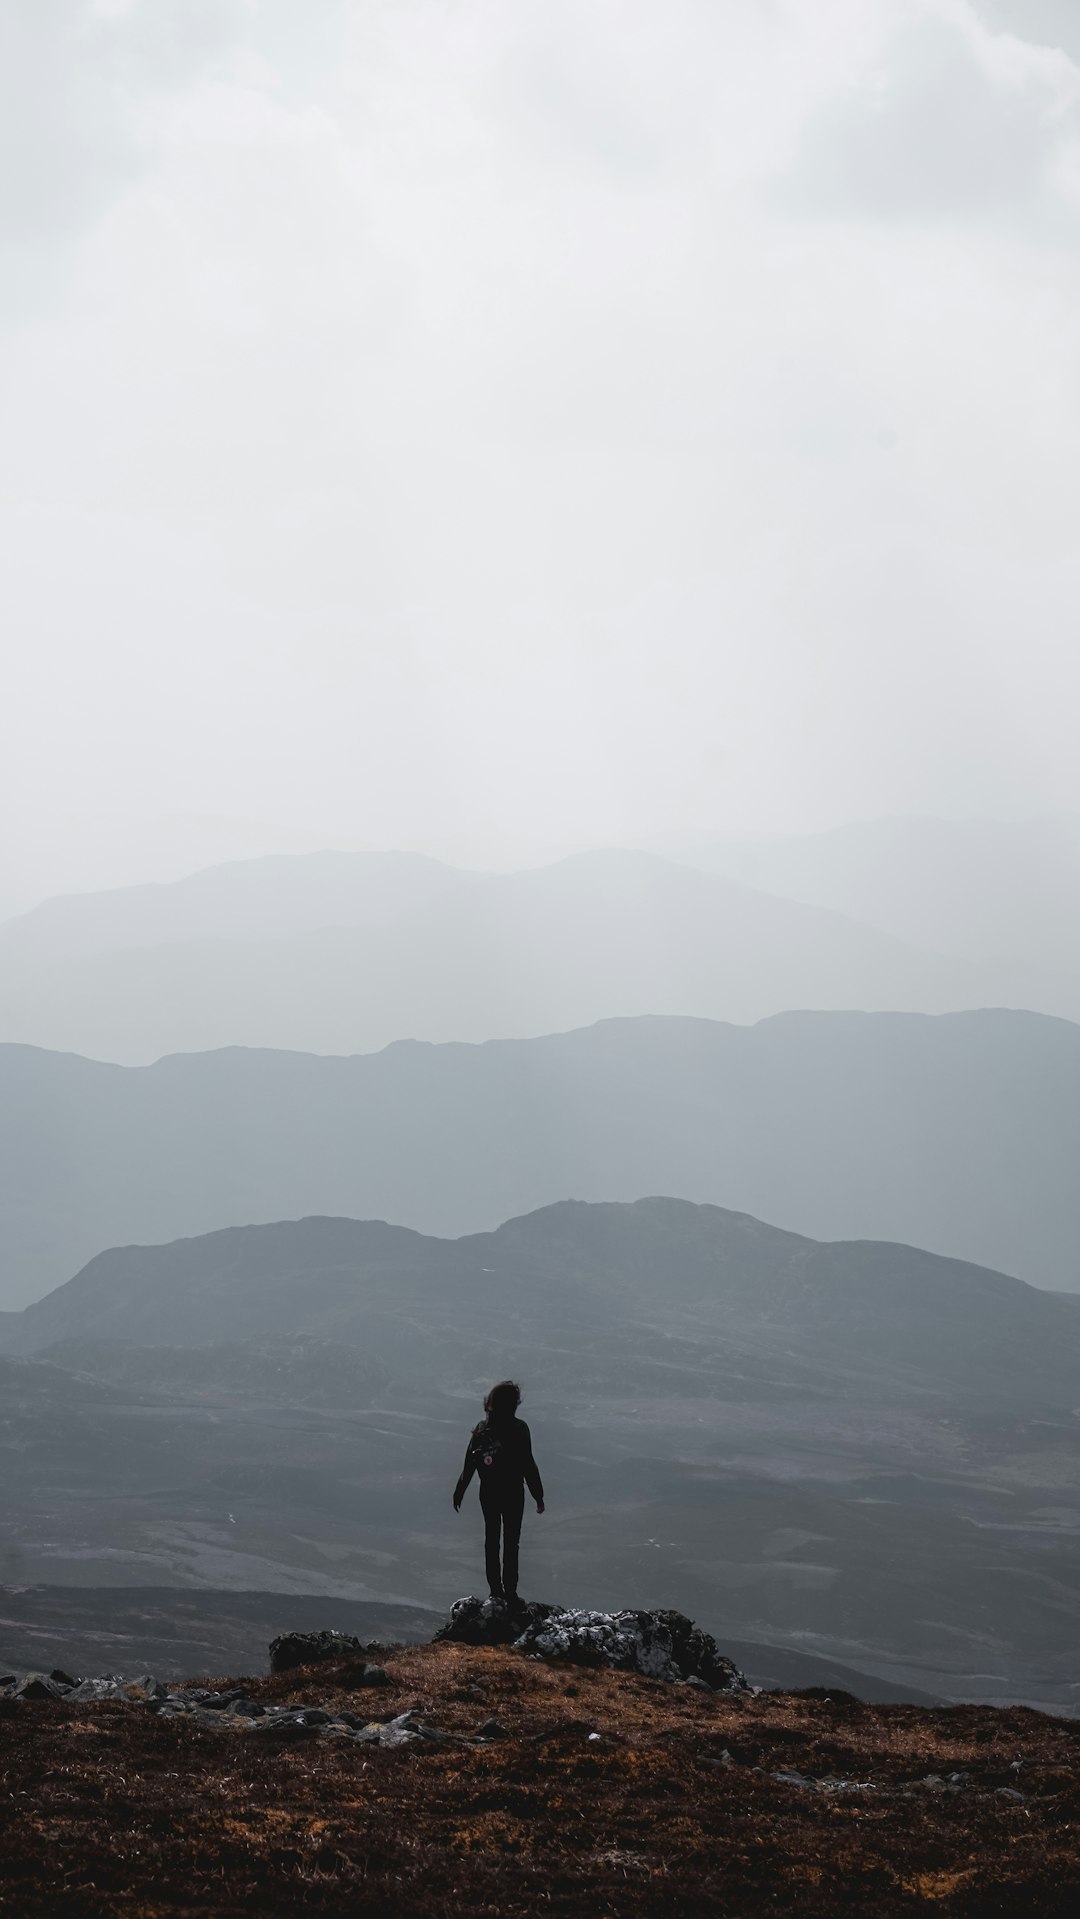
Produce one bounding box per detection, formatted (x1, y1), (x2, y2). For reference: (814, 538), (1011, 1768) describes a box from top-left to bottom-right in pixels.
(480, 1489), (504, 1597)
(501, 1486), (525, 1598)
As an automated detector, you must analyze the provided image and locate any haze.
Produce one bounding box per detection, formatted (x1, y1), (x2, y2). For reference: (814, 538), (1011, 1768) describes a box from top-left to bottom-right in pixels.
(4, 0), (1080, 1729)
(4, 0), (1080, 910)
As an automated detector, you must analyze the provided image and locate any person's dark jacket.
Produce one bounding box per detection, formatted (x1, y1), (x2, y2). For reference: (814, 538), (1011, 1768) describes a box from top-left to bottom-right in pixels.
(454, 1416), (544, 1506)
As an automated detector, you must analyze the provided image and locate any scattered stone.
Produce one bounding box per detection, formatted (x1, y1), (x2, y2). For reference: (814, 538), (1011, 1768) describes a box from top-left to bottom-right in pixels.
(192, 1689), (245, 1712)
(268, 1629), (364, 1674)
(257, 1713), (320, 1741)
(67, 1677), (126, 1702)
(122, 1675), (167, 1702)
(996, 1787), (1025, 1802)
(378, 1712), (425, 1748)
(478, 1717), (507, 1739)
(49, 1669), (80, 1690)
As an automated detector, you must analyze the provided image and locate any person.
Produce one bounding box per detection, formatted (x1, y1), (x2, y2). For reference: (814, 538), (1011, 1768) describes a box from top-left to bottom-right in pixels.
(453, 1379), (545, 1603)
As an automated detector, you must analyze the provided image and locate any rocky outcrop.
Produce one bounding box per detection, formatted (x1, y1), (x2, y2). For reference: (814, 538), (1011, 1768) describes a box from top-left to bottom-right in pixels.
(434, 1599), (749, 1692)
(268, 1629), (366, 1673)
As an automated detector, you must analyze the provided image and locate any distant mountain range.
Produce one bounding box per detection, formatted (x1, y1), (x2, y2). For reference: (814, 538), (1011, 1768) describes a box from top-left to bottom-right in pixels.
(2, 1007), (1079, 1309)
(672, 814), (1080, 969)
(0, 847), (1066, 1065)
(3, 1198), (1080, 1707)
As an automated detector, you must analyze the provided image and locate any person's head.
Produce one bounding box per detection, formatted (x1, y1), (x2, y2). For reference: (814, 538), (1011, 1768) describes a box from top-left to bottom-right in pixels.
(483, 1379), (521, 1423)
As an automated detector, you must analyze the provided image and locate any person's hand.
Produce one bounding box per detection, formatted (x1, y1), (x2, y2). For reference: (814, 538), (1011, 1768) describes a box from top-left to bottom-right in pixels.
(453, 1494), (462, 1513)
(535, 1501), (545, 1515)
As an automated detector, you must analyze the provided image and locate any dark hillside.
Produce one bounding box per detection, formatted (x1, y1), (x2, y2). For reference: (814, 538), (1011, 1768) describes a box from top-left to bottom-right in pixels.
(10, 1199), (1080, 1409)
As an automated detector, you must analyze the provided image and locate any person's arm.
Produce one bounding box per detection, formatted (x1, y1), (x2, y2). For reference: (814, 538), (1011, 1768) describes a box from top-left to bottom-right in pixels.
(453, 1439), (476, 1511)
(520, 1421), (545, 1508)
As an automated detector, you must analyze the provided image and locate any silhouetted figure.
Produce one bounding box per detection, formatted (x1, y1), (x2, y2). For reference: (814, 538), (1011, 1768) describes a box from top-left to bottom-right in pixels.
(453, 1379), (545, 1602)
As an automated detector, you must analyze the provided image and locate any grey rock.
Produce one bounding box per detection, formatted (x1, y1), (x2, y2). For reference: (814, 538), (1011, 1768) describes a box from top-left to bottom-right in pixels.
(269, 1629), (364, 1674)
(12, 1673), (68, 1701)
(192, 1689), (244, 1712)
(123, 1675), (166, 1701)
(378, 1716), (422, 1748)
(512, 1602), (748, 1691)
(996, 1786), (1025, 1802)
(49, 1669), (80, 1691)
(257, 1713), (320, 1741)
(67, 1676), (126, 1702)
(478, 1717), (507, 1739)
(434, 1595), (536, 1647)
(356, 1664), (390, 1687)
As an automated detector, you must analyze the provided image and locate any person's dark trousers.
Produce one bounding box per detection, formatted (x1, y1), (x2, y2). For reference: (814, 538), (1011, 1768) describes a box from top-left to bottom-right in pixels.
(480, 1483), (525, 1597)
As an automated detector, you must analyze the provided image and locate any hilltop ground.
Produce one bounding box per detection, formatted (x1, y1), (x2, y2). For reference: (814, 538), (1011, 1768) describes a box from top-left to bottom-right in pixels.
(2, 1639), (1079, 1916)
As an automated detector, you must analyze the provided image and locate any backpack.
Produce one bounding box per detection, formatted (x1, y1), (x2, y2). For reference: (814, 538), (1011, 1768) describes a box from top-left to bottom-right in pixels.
(471, 1428), (510, 1481)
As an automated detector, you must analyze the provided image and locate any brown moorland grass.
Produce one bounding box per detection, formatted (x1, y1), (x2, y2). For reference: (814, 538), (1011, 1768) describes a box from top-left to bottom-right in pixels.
(2, 1640), (1079, 1916)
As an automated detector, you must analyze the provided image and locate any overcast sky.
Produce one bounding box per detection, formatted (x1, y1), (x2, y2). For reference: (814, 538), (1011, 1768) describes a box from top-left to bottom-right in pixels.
(2, 0), (1080, 906)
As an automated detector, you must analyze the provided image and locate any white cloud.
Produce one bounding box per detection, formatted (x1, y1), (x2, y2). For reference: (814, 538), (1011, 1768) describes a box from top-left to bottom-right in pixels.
(2, 0), (1080, 903)
(776, 14), (1080, 224)
(973, 1), (1080, 64)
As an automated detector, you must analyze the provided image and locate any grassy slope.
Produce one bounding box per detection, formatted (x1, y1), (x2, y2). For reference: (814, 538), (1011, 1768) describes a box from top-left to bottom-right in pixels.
(2, 1641), (1080, 1916)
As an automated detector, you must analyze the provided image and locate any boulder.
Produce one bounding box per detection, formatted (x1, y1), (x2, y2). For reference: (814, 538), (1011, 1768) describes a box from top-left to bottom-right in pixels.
(435, 1598), (748, 1691)
(434, 1596), (552, 1646)
(12, 1674), (69, 1701)
(268, 1629), (364, 1674)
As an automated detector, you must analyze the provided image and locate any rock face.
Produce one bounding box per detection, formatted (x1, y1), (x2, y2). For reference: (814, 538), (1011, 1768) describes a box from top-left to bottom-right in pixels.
(434, 1599), (749, 1692)
(268, 1630), (365, 1674)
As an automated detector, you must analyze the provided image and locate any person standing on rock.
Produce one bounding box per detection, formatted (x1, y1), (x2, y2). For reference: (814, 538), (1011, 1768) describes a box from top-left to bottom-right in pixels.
(453, 1380), (545, 1604)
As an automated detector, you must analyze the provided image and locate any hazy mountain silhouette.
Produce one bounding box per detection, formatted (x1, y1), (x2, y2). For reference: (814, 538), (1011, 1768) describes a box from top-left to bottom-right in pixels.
(0, 849), (469, 964)
(0, 848), (1055, 1065)
(3, 1199), (1080, 1705)
(676, 815), (1080, 969)
(8, 1198), (1078, 1402)
(2, 1007), (1079, 1309)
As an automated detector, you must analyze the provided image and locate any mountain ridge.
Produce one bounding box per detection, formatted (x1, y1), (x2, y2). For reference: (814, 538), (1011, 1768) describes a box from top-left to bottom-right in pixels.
(3, 1006), (1079, 1307)
(0, 847), (1060, 1065)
